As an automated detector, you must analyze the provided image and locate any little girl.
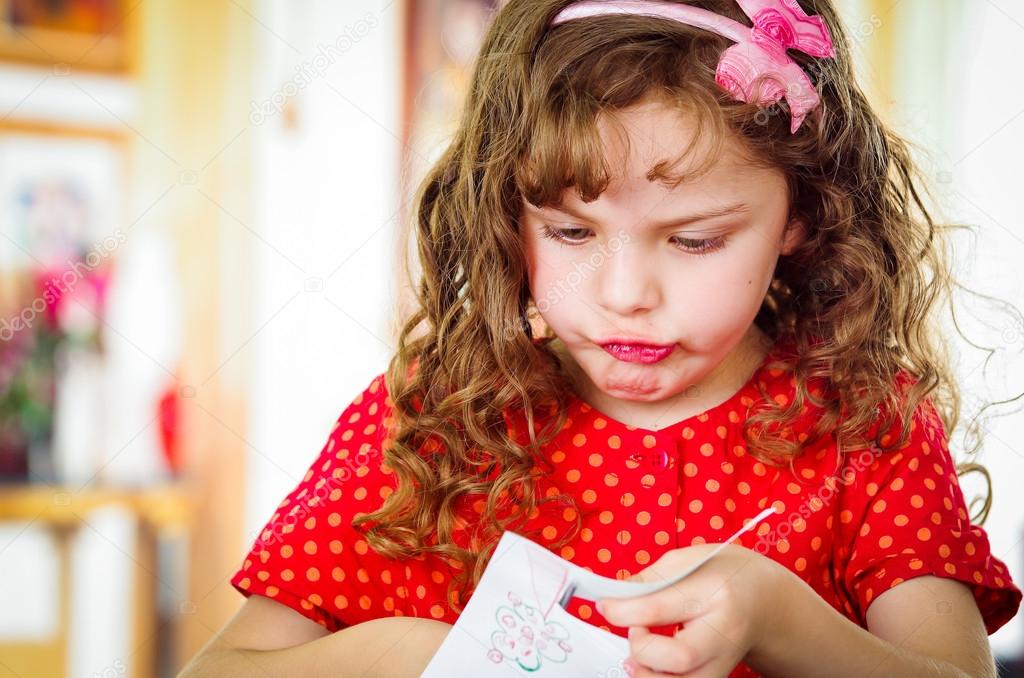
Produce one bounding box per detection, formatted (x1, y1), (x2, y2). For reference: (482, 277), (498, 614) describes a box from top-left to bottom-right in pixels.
(186, 1), (1022, 676)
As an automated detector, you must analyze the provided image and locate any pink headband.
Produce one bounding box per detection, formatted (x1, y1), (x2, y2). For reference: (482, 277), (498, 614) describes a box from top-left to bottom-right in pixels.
(548, 0), (836, 134)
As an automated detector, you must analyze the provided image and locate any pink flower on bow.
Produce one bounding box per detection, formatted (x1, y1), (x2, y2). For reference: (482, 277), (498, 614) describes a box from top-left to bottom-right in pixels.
(549, 0), (837, 134)
(718, 0), (836, 133)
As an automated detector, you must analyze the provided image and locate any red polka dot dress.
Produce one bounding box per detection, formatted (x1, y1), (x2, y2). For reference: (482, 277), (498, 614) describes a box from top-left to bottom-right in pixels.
(230, 334), (1022, 677)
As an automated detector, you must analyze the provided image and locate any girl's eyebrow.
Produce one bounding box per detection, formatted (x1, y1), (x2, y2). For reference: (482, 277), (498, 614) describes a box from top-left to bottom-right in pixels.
(537, 201), (751, 228)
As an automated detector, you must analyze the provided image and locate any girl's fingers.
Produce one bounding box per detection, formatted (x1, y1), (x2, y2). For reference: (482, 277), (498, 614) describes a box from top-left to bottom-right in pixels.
(600, 582), (709, 628)
(672, 618), (748, 678)
(626, 622), (716, 676)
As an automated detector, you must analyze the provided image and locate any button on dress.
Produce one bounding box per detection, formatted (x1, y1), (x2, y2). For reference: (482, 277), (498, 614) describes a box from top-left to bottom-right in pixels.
(231, 334), (1022, 677)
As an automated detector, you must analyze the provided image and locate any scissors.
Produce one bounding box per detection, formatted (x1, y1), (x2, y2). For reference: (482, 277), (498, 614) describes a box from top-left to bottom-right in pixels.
(552, 506), (777, 609)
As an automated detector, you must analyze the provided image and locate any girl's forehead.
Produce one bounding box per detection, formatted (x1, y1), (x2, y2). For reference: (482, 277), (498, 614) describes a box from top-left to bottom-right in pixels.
(523, 151), (777, 212)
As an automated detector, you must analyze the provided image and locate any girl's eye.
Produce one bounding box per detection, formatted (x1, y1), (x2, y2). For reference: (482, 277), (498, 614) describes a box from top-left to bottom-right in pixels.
(540, 224), (590, 244)
(540, 223), (728, 256)
(670, 235), (728, 256)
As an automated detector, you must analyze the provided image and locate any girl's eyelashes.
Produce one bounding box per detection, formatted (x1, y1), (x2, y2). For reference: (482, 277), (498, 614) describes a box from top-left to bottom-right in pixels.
(539, 223), (729, 257)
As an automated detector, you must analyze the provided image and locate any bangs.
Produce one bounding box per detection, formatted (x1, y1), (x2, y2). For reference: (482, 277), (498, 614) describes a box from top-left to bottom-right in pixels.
(511, 13), (787, 210)
(511, 12), (743, 209)
(515, 89), (730, 208)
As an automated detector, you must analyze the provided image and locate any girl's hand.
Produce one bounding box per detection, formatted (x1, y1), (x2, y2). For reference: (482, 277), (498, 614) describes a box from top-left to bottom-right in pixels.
(596, 543), (792, 678)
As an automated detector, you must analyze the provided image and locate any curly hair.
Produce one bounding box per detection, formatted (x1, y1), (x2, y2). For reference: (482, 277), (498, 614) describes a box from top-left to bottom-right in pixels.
(351, 0), (1022, 613)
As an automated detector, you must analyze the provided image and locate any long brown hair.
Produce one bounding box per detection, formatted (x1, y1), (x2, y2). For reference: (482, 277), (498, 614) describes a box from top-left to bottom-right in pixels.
(352, 0), (1022, 612)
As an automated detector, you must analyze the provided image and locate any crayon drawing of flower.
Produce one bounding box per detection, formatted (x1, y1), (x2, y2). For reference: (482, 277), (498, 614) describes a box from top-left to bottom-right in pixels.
(486, 591), (573, 672)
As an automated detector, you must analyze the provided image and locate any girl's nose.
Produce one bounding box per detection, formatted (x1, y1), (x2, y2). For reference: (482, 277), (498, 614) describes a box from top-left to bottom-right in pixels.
(595, 241), (662, 317)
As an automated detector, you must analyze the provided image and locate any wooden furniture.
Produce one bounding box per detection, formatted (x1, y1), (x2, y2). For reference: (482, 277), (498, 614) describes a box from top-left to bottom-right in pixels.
(0, 483), (191, 678)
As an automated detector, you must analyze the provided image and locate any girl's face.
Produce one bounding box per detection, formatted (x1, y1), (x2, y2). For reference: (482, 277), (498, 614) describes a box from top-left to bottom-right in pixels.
(520, 97), (805, 428)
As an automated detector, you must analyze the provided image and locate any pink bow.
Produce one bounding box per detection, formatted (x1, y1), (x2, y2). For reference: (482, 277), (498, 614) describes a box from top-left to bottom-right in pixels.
(549, 0), (837, 134)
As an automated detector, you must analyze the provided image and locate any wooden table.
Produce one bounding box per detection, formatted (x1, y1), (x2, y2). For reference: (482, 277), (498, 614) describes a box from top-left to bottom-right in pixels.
(0, 483), (192, 678)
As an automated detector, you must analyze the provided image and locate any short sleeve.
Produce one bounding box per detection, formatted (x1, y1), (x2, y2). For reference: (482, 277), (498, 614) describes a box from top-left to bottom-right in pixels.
(229, 372), (393, 631)
(834, 391), (1022, 634)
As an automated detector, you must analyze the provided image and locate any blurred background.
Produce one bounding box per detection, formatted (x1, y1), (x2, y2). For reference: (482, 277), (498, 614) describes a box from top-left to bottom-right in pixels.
(0, 1), (1021, 676)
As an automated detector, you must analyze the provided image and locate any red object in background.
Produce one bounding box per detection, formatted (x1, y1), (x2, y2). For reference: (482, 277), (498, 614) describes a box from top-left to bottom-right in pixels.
(157, 375), (182, 475)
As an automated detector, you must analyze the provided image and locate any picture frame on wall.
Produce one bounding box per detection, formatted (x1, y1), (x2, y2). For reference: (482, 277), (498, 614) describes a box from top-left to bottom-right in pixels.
(0, 0), (136, 73)
(0, 121), (130, 484)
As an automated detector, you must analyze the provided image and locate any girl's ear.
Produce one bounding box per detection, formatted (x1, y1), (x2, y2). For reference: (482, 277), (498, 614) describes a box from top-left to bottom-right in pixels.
(780, 216), (807, 256)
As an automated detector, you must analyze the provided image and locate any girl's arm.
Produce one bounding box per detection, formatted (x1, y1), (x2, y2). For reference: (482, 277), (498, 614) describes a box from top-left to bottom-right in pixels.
(747, 569), (996, 678)
(176, 594), (452, 678)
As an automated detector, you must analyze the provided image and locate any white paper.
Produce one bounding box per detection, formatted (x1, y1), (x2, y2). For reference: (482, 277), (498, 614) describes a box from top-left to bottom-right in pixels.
(421, 508), (775, 677)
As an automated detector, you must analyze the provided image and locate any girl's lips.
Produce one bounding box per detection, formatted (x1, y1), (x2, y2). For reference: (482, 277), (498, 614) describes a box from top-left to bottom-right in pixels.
(600, 343), (676, 364)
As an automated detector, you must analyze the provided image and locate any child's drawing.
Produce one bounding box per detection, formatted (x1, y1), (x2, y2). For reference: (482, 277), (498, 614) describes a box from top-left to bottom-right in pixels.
(486, 591), (573, 671)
